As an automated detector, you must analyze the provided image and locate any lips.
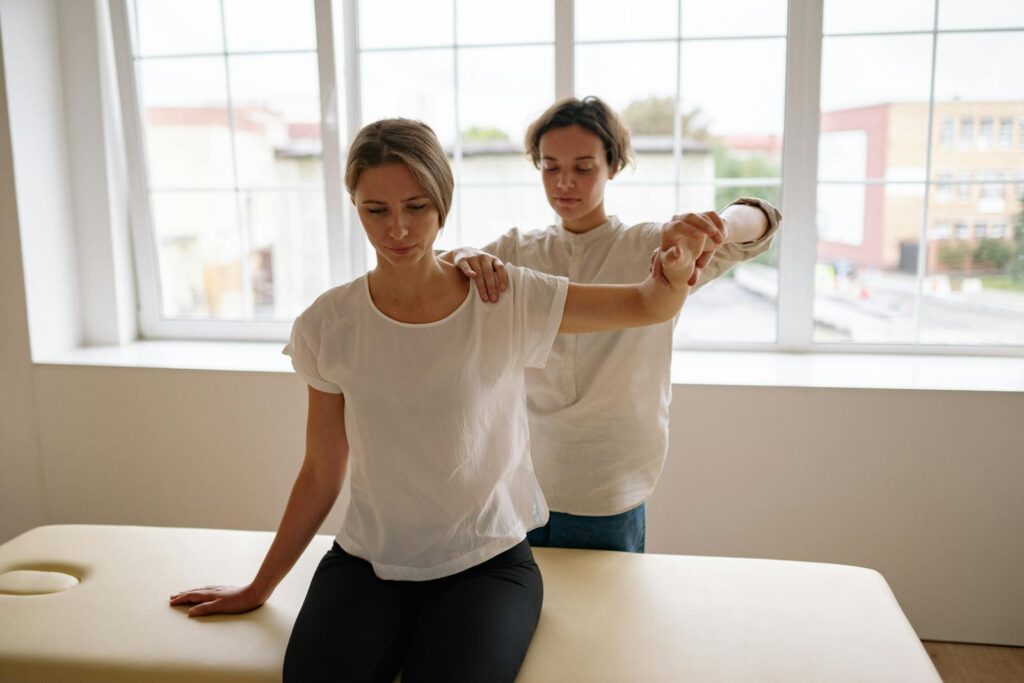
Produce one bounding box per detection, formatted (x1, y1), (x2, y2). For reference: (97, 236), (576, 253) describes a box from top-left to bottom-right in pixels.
(389, 245), (415, 255)
(555, 197), (580, 206)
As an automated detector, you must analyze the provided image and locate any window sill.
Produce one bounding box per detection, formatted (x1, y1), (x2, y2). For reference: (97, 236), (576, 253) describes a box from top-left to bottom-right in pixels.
(33, 341), (1024, 393)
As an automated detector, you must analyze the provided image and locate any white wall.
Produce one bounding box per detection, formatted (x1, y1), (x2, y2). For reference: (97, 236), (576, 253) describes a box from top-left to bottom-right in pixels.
(0, 4), (49, 544)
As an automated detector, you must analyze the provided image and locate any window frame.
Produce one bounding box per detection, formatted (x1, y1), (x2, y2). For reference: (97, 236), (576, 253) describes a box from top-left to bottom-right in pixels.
(108, 0), (1024, 356)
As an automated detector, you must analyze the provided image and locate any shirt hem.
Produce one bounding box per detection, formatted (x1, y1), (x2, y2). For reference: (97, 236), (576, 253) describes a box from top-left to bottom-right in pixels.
(336, 531), (529, 582)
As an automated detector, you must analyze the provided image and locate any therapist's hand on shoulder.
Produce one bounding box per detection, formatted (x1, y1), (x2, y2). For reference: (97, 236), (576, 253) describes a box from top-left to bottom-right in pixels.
(452, 247), (508, 303)
(169, 582), (267, 617)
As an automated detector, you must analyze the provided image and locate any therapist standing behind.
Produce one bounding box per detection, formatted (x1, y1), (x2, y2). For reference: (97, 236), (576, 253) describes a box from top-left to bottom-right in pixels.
(447, 96), (781, 553)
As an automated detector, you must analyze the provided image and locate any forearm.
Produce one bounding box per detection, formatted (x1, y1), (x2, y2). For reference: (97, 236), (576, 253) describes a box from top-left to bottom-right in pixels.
(721, 203), (769, 244)
(639, 277), (690, 324)
(249, 464), (343, 600)
(559, 277), (690, 334)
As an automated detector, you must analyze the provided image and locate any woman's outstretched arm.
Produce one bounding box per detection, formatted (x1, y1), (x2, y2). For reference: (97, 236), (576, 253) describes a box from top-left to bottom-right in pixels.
(169, 386), (349, 617)
(557, 213), (711, 334)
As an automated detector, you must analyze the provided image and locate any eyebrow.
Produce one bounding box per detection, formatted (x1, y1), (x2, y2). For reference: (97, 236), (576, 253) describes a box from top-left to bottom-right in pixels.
(541, 155), (597, 162)
(361, 195), (430, 204)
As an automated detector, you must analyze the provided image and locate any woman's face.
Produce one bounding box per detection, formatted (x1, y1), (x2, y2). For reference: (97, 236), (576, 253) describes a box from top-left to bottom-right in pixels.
(354, 162), (442, 266)
(538, 124), (615, 232)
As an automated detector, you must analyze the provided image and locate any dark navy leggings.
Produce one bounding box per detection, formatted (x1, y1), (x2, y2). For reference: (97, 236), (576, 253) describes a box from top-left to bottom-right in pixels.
(283, 540), (543, 683)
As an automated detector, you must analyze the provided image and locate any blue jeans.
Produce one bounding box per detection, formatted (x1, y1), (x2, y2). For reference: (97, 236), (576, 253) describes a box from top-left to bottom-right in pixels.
(527, 504), (645, 553)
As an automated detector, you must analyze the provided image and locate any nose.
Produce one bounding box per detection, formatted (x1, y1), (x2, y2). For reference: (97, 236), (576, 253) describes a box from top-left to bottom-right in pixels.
(386, 214), (410, 241)
(556, 171), (574, 190)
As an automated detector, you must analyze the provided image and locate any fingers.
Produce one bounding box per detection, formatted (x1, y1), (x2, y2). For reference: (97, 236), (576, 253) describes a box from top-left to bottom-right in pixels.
(453, 250), (507, 303)
(473, 256), (506, 303)
(649, 248), (669, 286)
(188, 599), (220, 618)
(667, 212), (725, 246)
(170, 589), (211, 605)
(457, 259), (477, 278)
(496, 261), (509, 294)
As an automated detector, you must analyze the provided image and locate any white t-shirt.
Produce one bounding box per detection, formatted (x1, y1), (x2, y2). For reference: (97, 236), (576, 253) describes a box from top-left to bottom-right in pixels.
(283, 265), (568, 581)
(481, 198), (781, 516)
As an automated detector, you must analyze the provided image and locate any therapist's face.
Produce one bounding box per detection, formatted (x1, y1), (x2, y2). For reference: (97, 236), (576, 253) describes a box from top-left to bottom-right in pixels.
(538, 124), (615, 233)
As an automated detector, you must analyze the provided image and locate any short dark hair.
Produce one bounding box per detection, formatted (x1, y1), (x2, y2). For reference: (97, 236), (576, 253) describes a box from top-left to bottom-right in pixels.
(525, 96), (634, 174)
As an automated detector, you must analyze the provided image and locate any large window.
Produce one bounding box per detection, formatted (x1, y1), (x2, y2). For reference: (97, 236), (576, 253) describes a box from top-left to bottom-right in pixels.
(815, 0), (1024, 347)
(123, 0), (332, 335)
(114, 0), (1024, 352)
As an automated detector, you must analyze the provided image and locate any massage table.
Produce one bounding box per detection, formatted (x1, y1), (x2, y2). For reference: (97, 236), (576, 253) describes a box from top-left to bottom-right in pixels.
(0, 525), (940, 682)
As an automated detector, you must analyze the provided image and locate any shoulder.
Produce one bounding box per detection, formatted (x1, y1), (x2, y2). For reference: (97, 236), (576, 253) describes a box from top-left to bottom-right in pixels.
(295, 278), (363, 328)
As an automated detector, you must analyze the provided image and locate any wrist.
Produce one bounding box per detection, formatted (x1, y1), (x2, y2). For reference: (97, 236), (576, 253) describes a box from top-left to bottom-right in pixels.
(247, 577), (274, 603)
(721, 214), (737, 244)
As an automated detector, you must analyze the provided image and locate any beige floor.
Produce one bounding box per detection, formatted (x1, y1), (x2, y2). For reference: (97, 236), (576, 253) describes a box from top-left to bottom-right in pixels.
(923, 641), (1024, 683)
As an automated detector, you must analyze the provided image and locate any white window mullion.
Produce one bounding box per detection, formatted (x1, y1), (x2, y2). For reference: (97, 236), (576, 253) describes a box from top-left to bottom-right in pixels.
(109, 0), (162, 338)
(913, 0), (941, 344)
(776, 0), (824, 350)
(314, 0), (348, 285)
(342, 0), (365, 277)
(672, 0), (683, 214)
(451, 0), (463, 245)
(554, 0), (573, 98)
(216, 0), (253, 318)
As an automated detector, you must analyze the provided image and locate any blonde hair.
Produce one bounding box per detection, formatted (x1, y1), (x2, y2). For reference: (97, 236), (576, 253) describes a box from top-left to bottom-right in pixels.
(345, 118), (454, 226)
(524, 96), (634, 175)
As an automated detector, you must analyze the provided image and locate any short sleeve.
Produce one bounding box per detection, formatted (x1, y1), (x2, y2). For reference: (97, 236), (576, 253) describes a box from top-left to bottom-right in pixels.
(507, 265), (569, 369)
(282, 311), (343, 394)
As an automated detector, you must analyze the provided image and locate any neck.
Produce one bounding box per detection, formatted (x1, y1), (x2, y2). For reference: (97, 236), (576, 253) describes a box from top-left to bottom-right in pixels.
(562, 205), (609, 234)
(368, 252), (450, 303)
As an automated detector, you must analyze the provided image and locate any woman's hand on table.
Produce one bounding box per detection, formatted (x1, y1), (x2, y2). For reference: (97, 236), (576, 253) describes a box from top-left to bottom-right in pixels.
(169, 582), (267, 617)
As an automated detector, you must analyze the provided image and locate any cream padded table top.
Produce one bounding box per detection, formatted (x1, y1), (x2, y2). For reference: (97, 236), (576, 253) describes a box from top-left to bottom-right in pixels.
(0, 525), (940, 682)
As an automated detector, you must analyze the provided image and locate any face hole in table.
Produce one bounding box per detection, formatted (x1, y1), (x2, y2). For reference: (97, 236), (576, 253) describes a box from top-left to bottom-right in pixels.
(0, 567), (82, 596)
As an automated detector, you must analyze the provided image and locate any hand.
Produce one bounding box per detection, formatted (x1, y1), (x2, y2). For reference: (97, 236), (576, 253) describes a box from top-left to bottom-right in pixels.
(169, 583), (266, 618)
(452, 247), (508, 303)
(661, 211), (725, 286)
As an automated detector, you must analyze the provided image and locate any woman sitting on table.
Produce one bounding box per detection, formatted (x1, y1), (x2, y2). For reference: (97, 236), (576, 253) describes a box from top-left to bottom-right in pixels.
(170, 117), (714, 683)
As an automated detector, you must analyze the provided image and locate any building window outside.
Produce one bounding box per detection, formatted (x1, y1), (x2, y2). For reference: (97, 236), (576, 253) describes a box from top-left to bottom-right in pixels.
(931, 221), (951, 239)
(954, 222), (969, 240)
(990, 223), (1007, 239)
(999, 117), (1013, 149)
(939, 117), (954, 148)
(980, 181), (1002, 200)
(935, 171), (951, 202)
(974, 221), (987, 239)
(977, 117), (993, 150)
(959, 117), (973, 150)
(955, 173), (972, 201)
